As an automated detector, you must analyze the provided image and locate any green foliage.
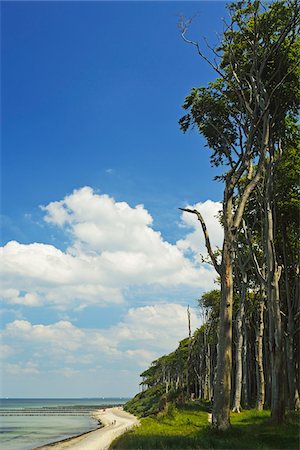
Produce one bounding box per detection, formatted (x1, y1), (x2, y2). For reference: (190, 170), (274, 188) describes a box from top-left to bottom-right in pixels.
(179, 83), (238, 168)
(221, 0), (300, 136)
(179, 0), (300, 176)
(275, 141), (300, 219)
(111, 407), (300, 449)
(124, 385), (165, 418)
(164, 402), (177, 420)
(199, 289), (221, 310)
(127, 289), (222, 419)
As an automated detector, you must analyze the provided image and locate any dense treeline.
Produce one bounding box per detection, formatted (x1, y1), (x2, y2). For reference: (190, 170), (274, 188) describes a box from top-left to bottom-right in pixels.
(127, 141), (299, 418)
(127, 143), (299, 418)
(126, 0), (299, 428)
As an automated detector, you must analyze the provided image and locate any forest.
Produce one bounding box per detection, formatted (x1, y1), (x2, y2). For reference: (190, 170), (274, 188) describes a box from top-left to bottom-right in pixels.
(123, 0), (300, 434)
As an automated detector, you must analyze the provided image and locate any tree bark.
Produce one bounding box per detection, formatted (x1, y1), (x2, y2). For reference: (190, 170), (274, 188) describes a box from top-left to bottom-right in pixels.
(232, 275), (246, 412)
(242, 319), (249, 408)
(204, 330), (211, 401)
(255, 290), (265, 410)
(265, 168), (285, 423)
(212, 195), (234, 430)
(286, 331), (300, 410)
(282, 225), (300, 410)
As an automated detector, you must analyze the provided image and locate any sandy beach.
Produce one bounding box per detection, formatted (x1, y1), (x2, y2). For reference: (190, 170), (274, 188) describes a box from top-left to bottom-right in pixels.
(34, 407), (139, 450)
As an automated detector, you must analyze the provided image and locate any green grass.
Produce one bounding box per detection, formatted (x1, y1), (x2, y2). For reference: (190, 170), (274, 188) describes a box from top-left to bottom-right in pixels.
(111, 405), (300, 449)
(124, 385), (165, 417)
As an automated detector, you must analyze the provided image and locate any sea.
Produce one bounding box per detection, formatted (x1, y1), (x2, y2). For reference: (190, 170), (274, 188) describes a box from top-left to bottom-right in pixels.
(0, 398), (129, 450)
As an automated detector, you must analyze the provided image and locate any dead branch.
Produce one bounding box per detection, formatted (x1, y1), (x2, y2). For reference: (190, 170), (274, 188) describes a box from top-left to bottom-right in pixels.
(179, 207), (222, 275)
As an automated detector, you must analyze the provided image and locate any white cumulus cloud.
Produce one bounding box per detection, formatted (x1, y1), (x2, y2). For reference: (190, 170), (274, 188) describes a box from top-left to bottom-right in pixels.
(1, 303), (199, 375)
(1, 187), (221, 310)
(177, 200), (223, 263)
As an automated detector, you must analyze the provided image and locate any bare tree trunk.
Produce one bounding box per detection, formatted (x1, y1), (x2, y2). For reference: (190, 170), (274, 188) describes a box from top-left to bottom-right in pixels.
(186, 306), (192, 399)
(264, 314), (271, 408)
(176, 374), (180, 390)
(205, 339), (211, 401)
(282, 225), (300, 410)
(232, 276), (246, 412)
(265, 169), (285, 423)
(212, 196), (233, 430)
(255, 290), (265, 410)
(242, 319), (249, 408)
(286, 331), (300, 410)
(210, 339), (217, 404)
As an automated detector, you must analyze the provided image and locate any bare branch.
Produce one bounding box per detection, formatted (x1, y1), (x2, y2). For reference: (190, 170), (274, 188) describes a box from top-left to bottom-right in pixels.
(204, 36), (222, 59)
(179, 16), (225, 79)
(242, 219), (266, 286)
(232, 112), (269, 230)
(179, 207), (222, 275)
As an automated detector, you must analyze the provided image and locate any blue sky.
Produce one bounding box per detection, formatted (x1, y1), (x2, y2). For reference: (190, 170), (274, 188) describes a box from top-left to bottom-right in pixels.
(1, 1), (226, 398)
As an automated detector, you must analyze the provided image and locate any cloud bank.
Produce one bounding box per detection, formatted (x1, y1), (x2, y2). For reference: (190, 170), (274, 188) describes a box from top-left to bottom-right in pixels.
(0, 186), (223, 396)
(1, 303), (199, 375)
(1, 187), (222, 310)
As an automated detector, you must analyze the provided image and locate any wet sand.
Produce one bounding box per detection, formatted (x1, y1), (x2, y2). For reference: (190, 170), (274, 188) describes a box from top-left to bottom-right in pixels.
(34, 407), (139, 450)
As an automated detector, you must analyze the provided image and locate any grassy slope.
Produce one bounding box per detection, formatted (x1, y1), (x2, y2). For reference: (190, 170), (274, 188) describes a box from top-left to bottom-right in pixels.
(124, 385), (165, 417)
(111, 404), (300, 449)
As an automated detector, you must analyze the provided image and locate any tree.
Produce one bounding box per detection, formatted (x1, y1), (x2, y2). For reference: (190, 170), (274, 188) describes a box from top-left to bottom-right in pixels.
(231, 242), (250, 413)
(274, 141), (300, 411)
(179, 0), (299, 428)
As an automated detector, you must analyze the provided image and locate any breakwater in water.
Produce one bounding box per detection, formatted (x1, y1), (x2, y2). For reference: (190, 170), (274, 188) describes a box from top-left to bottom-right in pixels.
(1, 405), (105, 416)
(0, 398), (129, 450)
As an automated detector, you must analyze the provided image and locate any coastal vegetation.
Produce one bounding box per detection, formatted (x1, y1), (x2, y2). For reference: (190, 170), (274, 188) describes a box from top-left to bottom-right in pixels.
(178, 0), (300, 429)
(112, 404), (299, 449)
(113, 0), (299, 447)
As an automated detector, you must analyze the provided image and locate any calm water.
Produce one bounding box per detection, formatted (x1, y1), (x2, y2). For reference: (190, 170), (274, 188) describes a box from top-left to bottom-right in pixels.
(0, 398), (129, 450)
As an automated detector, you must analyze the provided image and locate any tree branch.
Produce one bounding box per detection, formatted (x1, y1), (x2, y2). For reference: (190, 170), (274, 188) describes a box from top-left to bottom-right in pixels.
(179, 16), (225, 80)
(232, 114), (269, 230)
(242, 219), (266, 287)
(179, 207), (222, 275)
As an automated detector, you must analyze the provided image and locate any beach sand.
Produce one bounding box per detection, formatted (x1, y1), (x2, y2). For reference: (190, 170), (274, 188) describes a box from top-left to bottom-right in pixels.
(34, 407), (139, 450)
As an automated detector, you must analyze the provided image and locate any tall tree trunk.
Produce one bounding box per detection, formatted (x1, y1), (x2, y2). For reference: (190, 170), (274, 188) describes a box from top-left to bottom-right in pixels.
(242, 319), (249, 408)
(282, 225), (300, 410)
(186, 307), (192, 398)
(265, 168), (285, 423)
(204, 330), (211, 401)
(211, 341), (217, 403)
(232, 275), (246, 412)
(212, 195), (233, 430)
(263, 315), (272, 408)
(286, 331), (300, 410)
(255, 290), (265, 410)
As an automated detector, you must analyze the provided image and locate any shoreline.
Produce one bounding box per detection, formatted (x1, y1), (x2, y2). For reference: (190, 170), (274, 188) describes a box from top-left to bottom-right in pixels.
(33, 407), (139, 450)
(33, 424), (104, 449)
